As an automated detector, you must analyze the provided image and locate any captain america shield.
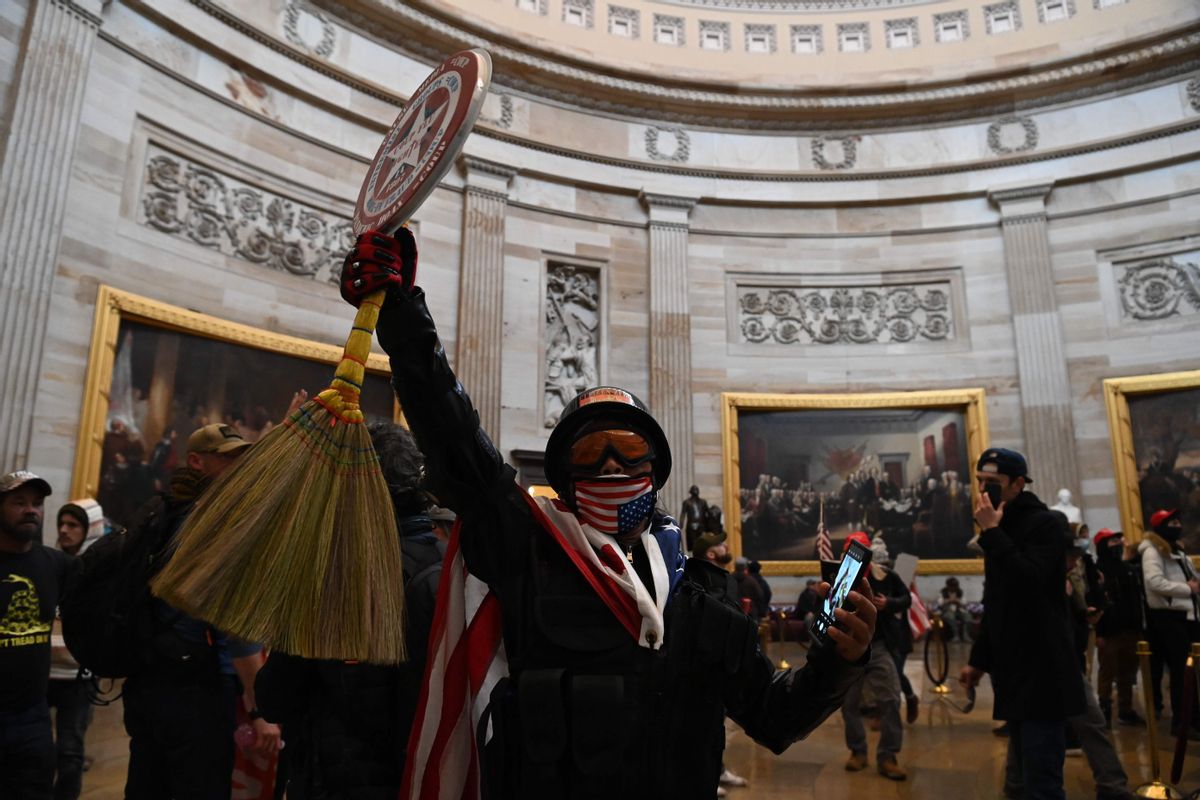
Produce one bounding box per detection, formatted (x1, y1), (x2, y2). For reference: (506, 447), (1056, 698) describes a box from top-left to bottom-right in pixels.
(354, 49), (491, 234)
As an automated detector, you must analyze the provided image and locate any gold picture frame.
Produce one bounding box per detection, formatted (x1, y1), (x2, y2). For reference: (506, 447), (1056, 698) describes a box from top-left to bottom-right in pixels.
(71, 285), (395, 508)
(721, 389), (990, 576)
(1104, 369), (1200, 545)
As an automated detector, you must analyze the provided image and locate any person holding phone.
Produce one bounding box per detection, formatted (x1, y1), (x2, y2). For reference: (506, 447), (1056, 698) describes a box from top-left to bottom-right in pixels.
(338, 229), (878, 799)
(959, 448), (1085, 800)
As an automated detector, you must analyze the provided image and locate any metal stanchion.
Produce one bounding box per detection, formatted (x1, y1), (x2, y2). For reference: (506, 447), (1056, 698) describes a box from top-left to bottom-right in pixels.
(1170, 644), (1199, 786)
(1135, 639), (1184, 799)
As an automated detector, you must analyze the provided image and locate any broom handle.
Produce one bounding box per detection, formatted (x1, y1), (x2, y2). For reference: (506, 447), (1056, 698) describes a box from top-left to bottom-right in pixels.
(322, 288), (386, 424)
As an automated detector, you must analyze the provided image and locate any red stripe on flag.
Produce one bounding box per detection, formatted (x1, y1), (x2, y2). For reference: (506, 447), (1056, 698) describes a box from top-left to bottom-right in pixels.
(466, 594), (502, 693)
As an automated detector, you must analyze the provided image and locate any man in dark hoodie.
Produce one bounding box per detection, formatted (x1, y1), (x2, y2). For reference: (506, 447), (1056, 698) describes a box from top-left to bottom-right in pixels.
(255, 422), (444, 799)
(959, 448), (1085, 800)
(1093, 529), (1144, 726)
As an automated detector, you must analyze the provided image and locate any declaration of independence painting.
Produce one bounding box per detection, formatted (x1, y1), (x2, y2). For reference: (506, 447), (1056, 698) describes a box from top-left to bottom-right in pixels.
(734, 404), (977, 563)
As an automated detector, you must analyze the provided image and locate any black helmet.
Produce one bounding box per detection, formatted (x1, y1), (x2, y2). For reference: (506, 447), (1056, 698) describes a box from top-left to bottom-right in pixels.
(544, 387), (671, 497)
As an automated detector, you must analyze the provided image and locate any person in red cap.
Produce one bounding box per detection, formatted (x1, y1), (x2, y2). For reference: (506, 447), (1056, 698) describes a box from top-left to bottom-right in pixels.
(1138, 508), (1199, 736)
(837, 531), (911, 781)
(339, 229), (877, 799)
(0, 470), (72, 799)
(1092, 528), (1144, 726)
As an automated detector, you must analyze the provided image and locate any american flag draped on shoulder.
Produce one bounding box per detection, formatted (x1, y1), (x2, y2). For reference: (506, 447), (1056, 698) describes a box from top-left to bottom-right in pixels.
(908, 583), (931, 640)
(401, 493), (684, 800)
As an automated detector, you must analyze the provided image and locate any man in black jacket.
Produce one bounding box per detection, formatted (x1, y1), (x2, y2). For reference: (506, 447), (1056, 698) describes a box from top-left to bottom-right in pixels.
(839, 531), (911, 781)
(1093, 529), (1144, 726)
(339, 228), (876, 799)
(960, 448), (1085, 800)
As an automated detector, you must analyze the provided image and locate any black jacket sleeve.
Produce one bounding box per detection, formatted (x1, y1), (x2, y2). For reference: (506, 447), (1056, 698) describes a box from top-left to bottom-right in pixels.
(255, 651), (315, 728)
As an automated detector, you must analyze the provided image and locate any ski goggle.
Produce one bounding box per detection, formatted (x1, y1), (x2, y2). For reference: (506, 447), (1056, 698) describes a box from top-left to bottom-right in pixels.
(568, 429), (654, 470)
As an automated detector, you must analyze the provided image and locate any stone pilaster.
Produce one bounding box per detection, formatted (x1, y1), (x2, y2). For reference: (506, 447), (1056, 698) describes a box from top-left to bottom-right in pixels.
(641, 191), (697, 515)
(0, 0), (103, 471)
(456, 156), (516, 443)
(988, 181), (1081, 499)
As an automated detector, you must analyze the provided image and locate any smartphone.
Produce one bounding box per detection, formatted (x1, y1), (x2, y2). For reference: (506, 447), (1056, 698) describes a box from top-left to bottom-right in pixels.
(983, 482), (1003, 508)
(810, 540), (873, 647)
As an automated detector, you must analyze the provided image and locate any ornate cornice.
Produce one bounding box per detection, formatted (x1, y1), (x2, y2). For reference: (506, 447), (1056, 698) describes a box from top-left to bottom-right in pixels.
(460, 155), (519, 181)
(655, 0), (930, 10)
(312, 0), (1200, 128)
(988, 182), (1054, 206)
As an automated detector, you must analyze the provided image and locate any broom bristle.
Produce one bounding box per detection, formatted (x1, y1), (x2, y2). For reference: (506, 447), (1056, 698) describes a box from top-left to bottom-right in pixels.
(150, 396), (405, 664)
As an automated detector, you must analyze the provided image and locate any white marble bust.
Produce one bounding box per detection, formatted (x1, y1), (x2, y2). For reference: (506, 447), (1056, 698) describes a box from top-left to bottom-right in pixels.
(1050, 488), (1083, 524)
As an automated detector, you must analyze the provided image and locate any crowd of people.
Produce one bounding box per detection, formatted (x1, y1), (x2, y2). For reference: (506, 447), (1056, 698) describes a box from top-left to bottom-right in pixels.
(0, 227), (1195, 800)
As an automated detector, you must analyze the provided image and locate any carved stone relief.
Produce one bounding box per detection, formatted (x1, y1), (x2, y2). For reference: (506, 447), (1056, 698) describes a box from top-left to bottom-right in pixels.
(699, 20), (732, 50)
(138, 146), (354, 284)
(1188, 77), (1200, 113)
(282, 1), (336, 58)
(812, 135), (859, 170)
(837, 22), (870, 52)
(933, 10), (970, 42)
(1036, 0), (1076, 23)
(545, 264), (601, 427)
(744, 23), (777, 53)
(884, 18), (919, 48)
(789, 24), (823, 54)
(562, 0), (595, 28)
(737, 283), (954, 345)
(987, 116), (1038, 154)
(1116, 257), (1200, 321)
(983, 1), (1022, 34)
(645, 126), (691, 162)
(652, 14), (685, 46)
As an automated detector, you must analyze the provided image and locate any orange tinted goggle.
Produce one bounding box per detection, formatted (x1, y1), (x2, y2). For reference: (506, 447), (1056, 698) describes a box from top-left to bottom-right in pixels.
(568, 429), (654, 469)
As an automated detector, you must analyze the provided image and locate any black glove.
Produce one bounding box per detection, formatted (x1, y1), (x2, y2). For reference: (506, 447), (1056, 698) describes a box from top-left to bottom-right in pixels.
(339, 227), (418, 307)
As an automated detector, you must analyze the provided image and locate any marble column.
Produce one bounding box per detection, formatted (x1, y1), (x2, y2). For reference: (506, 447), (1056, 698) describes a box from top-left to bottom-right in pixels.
(456, 156), (516, 443)
(988, 181), (1081, 499)
(641, 191), (697, 516)
(0, 0), (103, 471)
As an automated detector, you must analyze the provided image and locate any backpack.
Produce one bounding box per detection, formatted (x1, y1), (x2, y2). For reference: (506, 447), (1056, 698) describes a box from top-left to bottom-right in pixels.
(60, 495), (185, 678)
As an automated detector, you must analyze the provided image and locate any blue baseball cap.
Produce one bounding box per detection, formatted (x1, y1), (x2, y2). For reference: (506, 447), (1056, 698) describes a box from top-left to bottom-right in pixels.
(976, 448), (1032, 483)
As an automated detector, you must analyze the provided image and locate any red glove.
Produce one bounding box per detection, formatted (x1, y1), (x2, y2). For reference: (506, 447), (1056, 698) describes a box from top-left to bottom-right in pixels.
(339, 227), (418, 307)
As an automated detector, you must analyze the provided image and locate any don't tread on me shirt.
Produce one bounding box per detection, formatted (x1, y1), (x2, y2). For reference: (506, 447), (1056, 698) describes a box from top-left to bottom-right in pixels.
(0, 545), (73, 712)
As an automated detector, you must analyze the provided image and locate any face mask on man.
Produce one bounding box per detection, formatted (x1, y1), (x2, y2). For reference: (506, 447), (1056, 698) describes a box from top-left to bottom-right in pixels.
(572, 475), (656, 538)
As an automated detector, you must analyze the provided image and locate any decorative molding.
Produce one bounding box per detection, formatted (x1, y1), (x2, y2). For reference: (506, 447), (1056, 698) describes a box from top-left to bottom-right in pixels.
(984, 1), (1022, 35)
(988, 181), (1054, 206)
(987, 115), (1039, 154)
(837, 22), (870, 52)
(640, 192), (698, 212)
(544, 263), (601, 427)
(645, 126), (691, 162)
(737, 283), (954, 345)
(562, 0), (594, 28)
(651, 13), (686, 46)
(1188, 77), (1200, 113)
(1116, 257), (1200, 321)
(933, 10), (969, 43)
(137, 145), (353, 284)
(884, 18), (919, 49)
(699, 20), (732, 51)
(514, 0), (548, 15)
(305, 1), (1200, 128)
(460, 155), (519, 181)
(789, 24), (823, 54)
(744, 23), (777, 54)
(1092, 0), (1127, 7)
(812, 135), (859, 170)
(607, 5), (640, 38)
(479, 94), (514, 129)
(656, 0), (931, 10)
(1036, 0), (1076, 23)
(281, 1), (336, 58)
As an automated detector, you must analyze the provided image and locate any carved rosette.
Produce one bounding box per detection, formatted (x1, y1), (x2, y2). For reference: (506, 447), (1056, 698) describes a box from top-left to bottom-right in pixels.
(738, 284), (954, 345)
(544, 264), (601, 427)
(139, 148), (354, 284)
(1116, 258), (1200, 320)
(282, 1), (336, 57)
(1188, 77), (1200, 113)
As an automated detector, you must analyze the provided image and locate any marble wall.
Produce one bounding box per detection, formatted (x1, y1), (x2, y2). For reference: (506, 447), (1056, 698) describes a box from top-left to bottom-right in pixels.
(3, 0), (1198, 566)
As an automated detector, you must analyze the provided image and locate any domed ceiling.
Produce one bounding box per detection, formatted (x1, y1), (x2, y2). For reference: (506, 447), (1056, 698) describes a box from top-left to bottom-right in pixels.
(315, 0), (1200, 128)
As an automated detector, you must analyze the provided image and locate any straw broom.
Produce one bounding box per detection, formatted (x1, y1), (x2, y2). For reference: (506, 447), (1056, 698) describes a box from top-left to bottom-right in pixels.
(150, 289), (406, 664)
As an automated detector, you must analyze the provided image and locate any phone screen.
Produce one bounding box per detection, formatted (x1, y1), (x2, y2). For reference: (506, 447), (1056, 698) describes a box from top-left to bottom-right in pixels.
(812, 542), (871, 643)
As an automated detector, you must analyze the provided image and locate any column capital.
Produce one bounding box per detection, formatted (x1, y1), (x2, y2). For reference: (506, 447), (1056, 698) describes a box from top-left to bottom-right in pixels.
(57, 0), (105, 27)
(988, 181), (1054, 219)
(639, 190), (697, 227)
(459, 155), (517, 197)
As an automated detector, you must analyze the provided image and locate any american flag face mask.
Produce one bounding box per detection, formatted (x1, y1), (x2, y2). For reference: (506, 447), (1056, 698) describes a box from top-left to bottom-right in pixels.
(573, 476), (657, 537)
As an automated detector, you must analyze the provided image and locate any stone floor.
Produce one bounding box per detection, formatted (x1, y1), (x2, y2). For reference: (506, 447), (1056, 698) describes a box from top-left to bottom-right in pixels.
(75, 641), (1200, 798)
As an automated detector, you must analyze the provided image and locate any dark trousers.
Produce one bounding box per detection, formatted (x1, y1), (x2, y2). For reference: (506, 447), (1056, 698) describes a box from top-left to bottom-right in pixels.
(891, 649), (914, 698)
(1096, 629), (1139, 715)
(122, 672), (237, 800)
(1006, 719), (1066, 800)
(1146, 610), (1200, 726)
(0, 701), (56, 799)
(46, 679), (93, 800)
